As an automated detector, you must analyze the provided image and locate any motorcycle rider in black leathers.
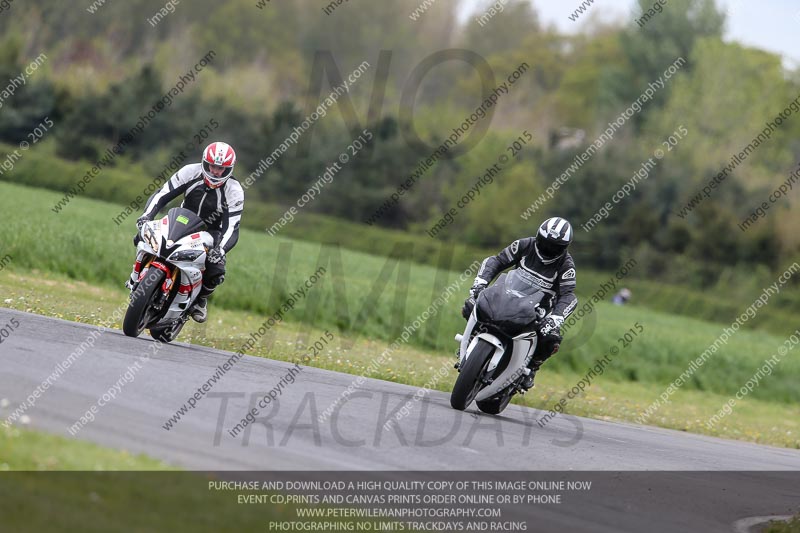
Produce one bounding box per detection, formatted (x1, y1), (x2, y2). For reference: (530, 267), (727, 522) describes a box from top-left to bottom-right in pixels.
(462, 216), (577, 390)
(126, 141), (244, 323)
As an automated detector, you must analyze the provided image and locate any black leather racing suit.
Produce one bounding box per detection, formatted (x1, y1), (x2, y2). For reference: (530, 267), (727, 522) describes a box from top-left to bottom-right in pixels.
(471, 237), (578, 364)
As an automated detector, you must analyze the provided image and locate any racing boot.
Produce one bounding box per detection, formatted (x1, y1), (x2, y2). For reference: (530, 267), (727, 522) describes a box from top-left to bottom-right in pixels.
(189, 296), (208, 323)
(125, 251), (145, 291)
(190, 285), (214, 323)
(521, 359), (544, 391)
(125, 271), (137, 291)
(521, 345), (559, 390)
(521, 334), (561, 390)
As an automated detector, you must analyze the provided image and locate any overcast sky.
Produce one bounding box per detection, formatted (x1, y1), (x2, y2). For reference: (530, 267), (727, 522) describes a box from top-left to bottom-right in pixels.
(459, 0), (799, 68)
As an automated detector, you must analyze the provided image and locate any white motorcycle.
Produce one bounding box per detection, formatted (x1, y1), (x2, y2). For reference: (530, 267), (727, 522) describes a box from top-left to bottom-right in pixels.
(123, 207), (214, 343)
(451, 269), (544, 414)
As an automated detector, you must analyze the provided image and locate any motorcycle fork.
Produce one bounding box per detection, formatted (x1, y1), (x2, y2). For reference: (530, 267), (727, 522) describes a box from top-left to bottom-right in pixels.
(161, 267), (178, 295)
(137, 255), (154, 281)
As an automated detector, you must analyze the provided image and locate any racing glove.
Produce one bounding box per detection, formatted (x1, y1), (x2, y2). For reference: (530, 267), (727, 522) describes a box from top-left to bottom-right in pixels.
(469, 279), (488, 300)
(136, 215), (151, 230)
(207, 246), (226, 266)
(540, 315), (563, 338)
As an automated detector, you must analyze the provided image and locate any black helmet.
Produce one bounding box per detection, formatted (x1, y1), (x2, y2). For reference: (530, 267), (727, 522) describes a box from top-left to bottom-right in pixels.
(535, 217), (572, 263)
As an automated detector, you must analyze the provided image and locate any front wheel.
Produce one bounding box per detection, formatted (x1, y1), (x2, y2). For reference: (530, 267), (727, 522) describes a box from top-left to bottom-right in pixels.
(450, 339), (495, 411)
(123, 269), (166, 338)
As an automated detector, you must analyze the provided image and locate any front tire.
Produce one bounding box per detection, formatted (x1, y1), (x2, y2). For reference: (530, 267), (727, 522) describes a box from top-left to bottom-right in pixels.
(450, 339), (495, 411)
(123, 269), (166, 338)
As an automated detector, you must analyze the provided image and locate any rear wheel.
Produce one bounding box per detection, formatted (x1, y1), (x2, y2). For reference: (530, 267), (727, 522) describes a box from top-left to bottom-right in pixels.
(149, 319), (186, 344)
(123, 269), (166, 338)
(477, 388), (515, 415)
(450, 339), (495, 411)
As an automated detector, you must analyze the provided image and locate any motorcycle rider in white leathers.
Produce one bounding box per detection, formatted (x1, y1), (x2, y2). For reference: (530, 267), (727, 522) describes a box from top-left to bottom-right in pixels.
(127, 142), (244, 323)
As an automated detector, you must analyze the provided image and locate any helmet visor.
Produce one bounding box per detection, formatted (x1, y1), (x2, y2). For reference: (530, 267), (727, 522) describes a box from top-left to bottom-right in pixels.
(536, 234), (567, 260)
(202, 160), (233, 186)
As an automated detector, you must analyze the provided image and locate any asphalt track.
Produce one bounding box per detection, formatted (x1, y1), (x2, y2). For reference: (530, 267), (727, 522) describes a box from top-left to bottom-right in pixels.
(1, 308), (799, 532)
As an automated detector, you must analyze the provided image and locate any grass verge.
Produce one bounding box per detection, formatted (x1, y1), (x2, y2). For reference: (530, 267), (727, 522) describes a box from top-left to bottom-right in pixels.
(0, 424), (171, 471)
(766, 517), (800, 533)
(0, 426), (308, 531)
(3, 181), (800, 405)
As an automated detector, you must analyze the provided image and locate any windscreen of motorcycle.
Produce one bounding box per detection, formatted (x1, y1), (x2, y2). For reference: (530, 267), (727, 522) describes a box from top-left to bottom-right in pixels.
(161, 207), (208, 256)
(165, 207), (207, 242)
(476, 270), (543, 335)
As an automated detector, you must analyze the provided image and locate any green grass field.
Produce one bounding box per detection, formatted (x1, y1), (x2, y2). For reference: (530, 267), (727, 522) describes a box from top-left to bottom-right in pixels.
(2, 181), (800, 410)
(767, 517), (800, 533)
(0, 424), (171, 471)
(0, 427), (314, 532)
(4, 141), (800, 334)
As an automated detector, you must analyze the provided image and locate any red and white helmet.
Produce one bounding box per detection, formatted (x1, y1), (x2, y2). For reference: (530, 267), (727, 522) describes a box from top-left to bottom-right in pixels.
(201, 142), (236, 188)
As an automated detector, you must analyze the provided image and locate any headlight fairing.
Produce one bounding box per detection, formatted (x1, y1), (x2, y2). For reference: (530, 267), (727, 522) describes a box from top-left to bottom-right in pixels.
(169, 248), (205, 262)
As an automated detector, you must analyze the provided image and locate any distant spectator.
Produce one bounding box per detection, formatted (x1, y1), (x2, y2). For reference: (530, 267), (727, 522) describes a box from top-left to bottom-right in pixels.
(613, 288), (632, 305)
